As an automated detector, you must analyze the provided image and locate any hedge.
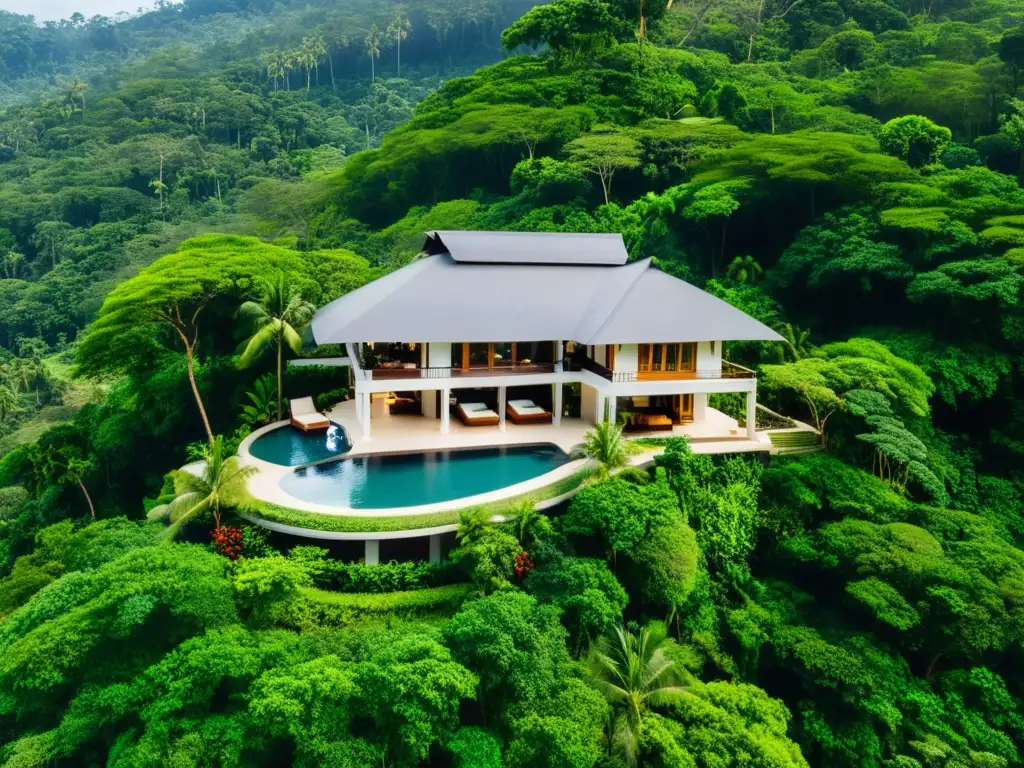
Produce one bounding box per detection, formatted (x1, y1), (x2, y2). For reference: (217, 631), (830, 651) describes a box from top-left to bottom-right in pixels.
(289, 584), (476, 628)
(240, 463), (601, 534)
(289, 546), (464, 591)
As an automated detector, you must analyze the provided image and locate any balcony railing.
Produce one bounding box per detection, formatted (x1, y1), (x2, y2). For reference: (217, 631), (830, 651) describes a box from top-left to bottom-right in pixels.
(369, 363), (557, 380)
(567, 352), (755, 383)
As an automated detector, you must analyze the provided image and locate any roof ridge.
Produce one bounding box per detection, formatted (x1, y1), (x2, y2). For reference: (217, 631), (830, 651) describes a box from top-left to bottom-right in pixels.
(573, 258), (651, 344)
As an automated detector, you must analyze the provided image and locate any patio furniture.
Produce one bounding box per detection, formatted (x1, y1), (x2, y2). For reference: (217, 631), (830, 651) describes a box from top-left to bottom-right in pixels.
(455, 402), (500, 427)
(628, 412), (674, 431)
(506, 398), (552, 425)
(290, 396), (331, 432)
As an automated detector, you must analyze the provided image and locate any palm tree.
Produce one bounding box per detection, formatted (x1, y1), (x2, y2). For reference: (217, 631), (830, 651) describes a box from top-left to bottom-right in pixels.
(386, 9), (411, 77)
(365, 25), (382, 82)
(726, 254), (763, 284)
(589, 625), (689, 766)
(776, 322), (812, 362)
(577, 420), (639, 476)
(237, 272), (315, 422)
(0, 382), (18, 423)
(147, 436), (256, 538)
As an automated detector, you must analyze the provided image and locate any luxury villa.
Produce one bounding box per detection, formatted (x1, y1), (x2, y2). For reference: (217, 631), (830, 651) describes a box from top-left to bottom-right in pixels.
(238, 230), (807, 561)
(310, 230), (783, 442)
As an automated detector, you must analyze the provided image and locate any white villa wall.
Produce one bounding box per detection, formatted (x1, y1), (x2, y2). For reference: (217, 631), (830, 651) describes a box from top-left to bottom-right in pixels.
(616, 344), (639, 373)
(697, 340), (722, 374)
(581, 383), (599, 423)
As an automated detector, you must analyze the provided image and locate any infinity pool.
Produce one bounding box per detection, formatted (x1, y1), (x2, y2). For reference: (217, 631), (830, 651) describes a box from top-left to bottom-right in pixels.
(279, 444), (569, 509)
(248, 425), (350, 466)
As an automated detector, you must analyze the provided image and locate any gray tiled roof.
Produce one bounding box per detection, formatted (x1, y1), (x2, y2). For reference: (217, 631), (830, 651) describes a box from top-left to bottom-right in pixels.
(311, 231), (783, 345)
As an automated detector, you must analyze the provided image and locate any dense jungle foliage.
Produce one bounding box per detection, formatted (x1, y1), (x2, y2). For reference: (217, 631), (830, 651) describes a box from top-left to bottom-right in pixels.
(2, 0), (1024, 765)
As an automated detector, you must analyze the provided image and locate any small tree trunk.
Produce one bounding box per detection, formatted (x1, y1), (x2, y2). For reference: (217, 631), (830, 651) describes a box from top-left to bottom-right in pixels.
(78, 478), (96, 520)
(183, 339), (215, 445)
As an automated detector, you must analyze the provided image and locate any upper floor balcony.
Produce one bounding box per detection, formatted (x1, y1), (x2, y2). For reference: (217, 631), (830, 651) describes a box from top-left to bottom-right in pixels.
(362, 341), (560, 381)
(567, 342), (755, 383)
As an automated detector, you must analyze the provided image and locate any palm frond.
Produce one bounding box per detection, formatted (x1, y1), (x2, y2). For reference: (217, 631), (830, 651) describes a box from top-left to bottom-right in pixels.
(282, 322), (304, 355)
(238, 323), (279, 368)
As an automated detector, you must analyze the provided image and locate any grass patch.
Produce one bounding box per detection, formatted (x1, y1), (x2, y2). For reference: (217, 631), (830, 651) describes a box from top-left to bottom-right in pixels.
(240, 463), (601, 533)
(290, 584), (476, 628)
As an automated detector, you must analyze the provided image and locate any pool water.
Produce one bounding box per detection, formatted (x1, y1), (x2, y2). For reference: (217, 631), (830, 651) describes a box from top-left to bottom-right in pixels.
(279, 444), (569, 509)
(248, 425), (351, 466)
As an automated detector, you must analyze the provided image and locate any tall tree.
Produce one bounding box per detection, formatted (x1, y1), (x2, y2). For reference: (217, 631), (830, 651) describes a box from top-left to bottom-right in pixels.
(566, 127), (642, 205)
(237, 272), (315, 422)
(365, 25), (382, 83)
(387, 9), (411, 77)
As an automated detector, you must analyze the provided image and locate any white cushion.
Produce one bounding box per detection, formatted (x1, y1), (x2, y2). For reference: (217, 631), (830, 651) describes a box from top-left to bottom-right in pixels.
(508, 399), (536, 408)
(462, 405), (498, 420)
(291, 396), (316, 415)
(515, 405), (547, 416)
(292, 412), (327, 427)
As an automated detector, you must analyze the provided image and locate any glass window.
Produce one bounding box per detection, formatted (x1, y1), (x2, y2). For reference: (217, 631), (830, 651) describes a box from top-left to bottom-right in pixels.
(493, 343), (513, 366)
(651, 344), (663, 371)
(515, 341), (553, 364)
(639, 344), (650, 372)
(665, 344), (677, 371)
(451, 343), (464, 369)
(468, 343), (490, 367)
(681, 342), (695, 370)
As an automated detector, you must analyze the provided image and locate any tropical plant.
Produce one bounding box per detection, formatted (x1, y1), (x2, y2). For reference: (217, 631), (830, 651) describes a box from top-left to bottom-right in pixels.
(147, 435), (257, 538)
(239, 373), (278, 427)
(726, 254), (763, 284)
(588, 624), (689, 766)
(577, 419), (640, 476)
(0, 382), (18, 423)
(512, 501), (553, 550)
(776, 322), (812, 362)
(237, 272), (315, 421)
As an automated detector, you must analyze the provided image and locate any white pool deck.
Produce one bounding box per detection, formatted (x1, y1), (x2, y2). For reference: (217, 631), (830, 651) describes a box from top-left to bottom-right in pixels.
(237, 400), (772, 524)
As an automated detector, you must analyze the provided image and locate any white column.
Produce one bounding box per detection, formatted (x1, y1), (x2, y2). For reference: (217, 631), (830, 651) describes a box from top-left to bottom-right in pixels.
(441, 387), (451, 434)
(553, 383), (563, 426)
(607, 395), (617, 425)
(745, 388), (757, 440)
(429, 534), (442, 563)
(594, 392), (605, 424)
(693, 392), (708, 422)
(361, 392), (372, 441)
(555, 340), (564, 372)
(498, 386), (507, 432)
(364, 539), (379, 565)
(354, 387), (363, 421)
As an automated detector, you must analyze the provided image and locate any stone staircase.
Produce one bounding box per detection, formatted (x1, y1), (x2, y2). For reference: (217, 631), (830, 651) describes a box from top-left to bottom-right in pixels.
(767, 429), (823, 455)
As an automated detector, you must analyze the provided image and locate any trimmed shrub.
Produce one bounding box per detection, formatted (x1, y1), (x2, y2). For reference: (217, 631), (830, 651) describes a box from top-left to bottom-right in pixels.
(288, 584), (476, 629)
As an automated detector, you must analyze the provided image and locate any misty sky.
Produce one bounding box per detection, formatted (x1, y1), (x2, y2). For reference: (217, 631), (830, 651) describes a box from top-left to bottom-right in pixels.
(1, 0), (152, 22)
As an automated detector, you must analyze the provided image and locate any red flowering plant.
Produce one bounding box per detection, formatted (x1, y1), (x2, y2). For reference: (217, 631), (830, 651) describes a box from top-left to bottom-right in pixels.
(212, 526), (244, 560)
(514, 551), (535, 579)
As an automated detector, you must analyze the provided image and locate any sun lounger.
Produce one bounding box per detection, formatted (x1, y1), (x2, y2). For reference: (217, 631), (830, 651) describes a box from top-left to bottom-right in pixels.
(290, 396), (331, 431)
(506, 398), (553, 424)
(456, 402), (500, 426)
